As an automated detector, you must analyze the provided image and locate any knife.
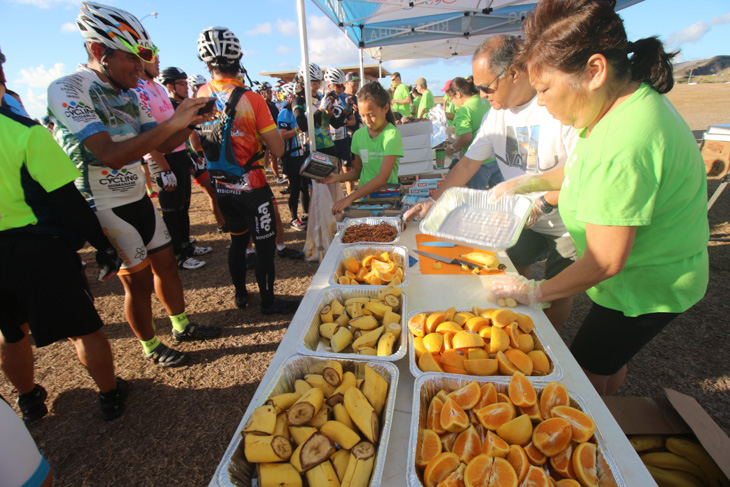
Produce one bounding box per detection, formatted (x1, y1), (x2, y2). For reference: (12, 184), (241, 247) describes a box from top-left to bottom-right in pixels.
(413, 249), (482, 270)
(419, 241), (456, 248)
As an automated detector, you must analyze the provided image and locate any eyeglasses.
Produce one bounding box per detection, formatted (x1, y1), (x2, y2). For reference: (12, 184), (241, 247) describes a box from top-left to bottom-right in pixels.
(119, 38), (159, 63)
(476, 68), (507, 95)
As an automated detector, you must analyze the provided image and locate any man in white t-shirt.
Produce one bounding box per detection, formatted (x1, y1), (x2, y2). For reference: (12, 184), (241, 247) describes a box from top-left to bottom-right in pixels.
(405, 35), (578, 328)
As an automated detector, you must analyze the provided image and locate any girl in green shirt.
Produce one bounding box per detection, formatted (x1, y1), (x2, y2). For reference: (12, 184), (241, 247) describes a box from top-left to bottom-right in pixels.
(321, 83), (403, 214)
(485, 2), (709, 395)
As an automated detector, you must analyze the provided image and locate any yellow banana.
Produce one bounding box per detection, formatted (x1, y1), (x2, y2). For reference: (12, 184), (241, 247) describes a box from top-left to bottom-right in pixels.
(363, 301), (392, 319)
(382, 310), (401, 327)
(460, 252), (498, 267)
(323, 361), (343, 387)
(288, 425), (318, 446)
(333, 403), (356, 430)
(666, 436), (730, 487)
(330, 448), (351, 482)
(347, 303), (363, 319)
(320, 322), (341, 339)
(242, 404), (276, 435)
(357, 347), (377, 356)
(642, 452), (709, 485)
(629, 434), (666, 452)
(344, 387), (379, 443)
(287, 387), (324, 426)
(327, 371), (357, 406)
(646, 465), (703, 487)
(361, 364), (388, 416)
(330, 298), (345, 317)
(345, 297), (370, 306)
(294, 379), (312, 395)
(294, 432), (335, 473)
(267, 392), (301, 415)
(258, 463), (302, 487)
(273, 412), (289, 437)
(336, 313), (350, 326)
(320, 304), (334, 324)
(376, 329), (398, 356)
(307, 403), (331, 429)
(320, 420), (362, 449)
(304, 374), (336, 396)
(352, 326), (384, 352)
(348, 315), (379, 331)
(330, 327), (354, 354)
(244, 434), (293, 463)
(382, 283), (402, 297)
(304, 460), (340, 487)
(340, 441), (376, 487)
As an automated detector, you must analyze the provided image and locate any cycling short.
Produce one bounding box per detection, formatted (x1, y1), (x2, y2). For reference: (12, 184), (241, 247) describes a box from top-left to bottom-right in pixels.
(506, 229), (576, 279)
(215, 184), (277, 243)
(334, 138), (353, 168)
(570, 302), (680, 375)
(0, 397), (51, 486)
(0, 233), (103, 347)
(95, 195), (172, 275)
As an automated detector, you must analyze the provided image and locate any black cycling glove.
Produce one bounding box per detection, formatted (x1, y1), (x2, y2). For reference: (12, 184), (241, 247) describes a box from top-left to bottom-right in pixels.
(96, 247), (123, 281)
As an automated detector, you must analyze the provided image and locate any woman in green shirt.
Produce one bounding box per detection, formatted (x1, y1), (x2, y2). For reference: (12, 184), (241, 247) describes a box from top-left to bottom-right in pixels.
(485, 0), (709, 395)
(321, 82), (403, 214)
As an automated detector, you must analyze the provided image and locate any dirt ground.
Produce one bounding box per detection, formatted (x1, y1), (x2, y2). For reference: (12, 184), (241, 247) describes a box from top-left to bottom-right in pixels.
(1, 82), (729, 486)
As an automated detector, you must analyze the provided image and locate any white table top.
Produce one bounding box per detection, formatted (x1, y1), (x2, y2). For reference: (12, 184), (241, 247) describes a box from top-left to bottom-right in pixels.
(210, 223), (657, 487)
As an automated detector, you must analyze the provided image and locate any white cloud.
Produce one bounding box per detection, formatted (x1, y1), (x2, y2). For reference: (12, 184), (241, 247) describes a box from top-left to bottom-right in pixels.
(277, 19), (298, 36)
(8, 0), (77, 7)
(14, 63), (67, 88)
(61, 22), (76, 33)
(275, 45), (294, 55)
(668, 12), (730, 45)
(21, 87), (49, 121)
(245, 23), (272, 36)
(306, 15), (375, 67)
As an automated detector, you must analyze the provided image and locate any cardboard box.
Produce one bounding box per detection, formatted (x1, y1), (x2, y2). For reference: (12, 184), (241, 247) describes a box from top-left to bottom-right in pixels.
(401, 147), (433, 164)
(402, 133), (431, 150)
(398, 160), (434, 176)
(396, 121), (433, 137)
(703, 136), (730, 178)
(604, 388), (730, 481)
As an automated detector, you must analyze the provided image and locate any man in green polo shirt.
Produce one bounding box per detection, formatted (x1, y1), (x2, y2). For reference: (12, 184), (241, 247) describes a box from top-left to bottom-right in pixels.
(415, 77), (434, 118)
(390, 72), (411, 118)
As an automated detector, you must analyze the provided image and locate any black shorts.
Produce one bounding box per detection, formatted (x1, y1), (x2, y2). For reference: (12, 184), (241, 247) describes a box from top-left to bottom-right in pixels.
(570, 302), (680, 375)
(282, 155), (306, 179)
(215, 184), (277, 243)
(506, 229), (577, 279)
(0, 233), (103, 347)
(334, 138), (353, 168)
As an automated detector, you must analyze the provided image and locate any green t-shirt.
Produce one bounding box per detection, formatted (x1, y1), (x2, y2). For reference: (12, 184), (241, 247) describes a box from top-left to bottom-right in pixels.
(352, 123), (402, 185)
(0, 109), (81, 233)
(559, 83), (709, 316)
(453, 95), (490, 151)
(411, 95), (421, 116)
(391, 83), (411, 118)
(418, 90), (434, 118)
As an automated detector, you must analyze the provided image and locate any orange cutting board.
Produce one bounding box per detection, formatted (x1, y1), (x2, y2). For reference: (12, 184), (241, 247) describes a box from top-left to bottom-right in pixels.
(415, 234), (504, 275)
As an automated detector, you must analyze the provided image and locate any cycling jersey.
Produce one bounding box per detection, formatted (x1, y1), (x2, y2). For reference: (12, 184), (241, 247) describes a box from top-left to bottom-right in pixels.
(195, 79), (276, 191)
(136, 78), (186, 175)
(329, 93), (352, 141)
(277, 108), (303, 158)
(48, 64), (157, 211)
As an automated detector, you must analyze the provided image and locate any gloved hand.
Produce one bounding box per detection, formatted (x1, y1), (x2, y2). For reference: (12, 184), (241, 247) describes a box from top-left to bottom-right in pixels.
(488, 173), (537, 203)
(403, 197), (435, 222)
(96, 247), (123, 281)
(485, 274), (549, 308)
(160, 170), (177, 191)
(525, 193), (553, 229)
(193, 155), (207, 172)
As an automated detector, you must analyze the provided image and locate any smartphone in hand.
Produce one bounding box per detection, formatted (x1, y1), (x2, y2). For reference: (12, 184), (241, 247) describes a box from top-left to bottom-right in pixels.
(197, 98), (216, 116)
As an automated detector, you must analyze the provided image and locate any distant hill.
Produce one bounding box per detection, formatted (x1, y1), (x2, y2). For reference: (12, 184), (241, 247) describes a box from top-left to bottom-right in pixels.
(673, 55), (730, 81)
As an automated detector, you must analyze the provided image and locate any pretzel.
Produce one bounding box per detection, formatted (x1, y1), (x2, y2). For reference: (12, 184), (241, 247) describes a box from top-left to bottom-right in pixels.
(341, 222), (398, 243)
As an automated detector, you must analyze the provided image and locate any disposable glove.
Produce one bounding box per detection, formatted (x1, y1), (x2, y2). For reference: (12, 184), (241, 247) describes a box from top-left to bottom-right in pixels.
(488, 174), (538, 203)
(403, 197), (435, 222)
(160, 170), (177, 191)
(525, 193), (553, 229)
(193, 155), (207, 172)
(485, 274), (549, 309)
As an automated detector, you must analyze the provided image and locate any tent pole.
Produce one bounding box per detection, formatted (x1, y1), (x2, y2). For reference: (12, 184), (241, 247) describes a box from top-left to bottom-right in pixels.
(378, 61), (382, 79)
(359, 49), (365, 84)
(296, 0), (317, 152)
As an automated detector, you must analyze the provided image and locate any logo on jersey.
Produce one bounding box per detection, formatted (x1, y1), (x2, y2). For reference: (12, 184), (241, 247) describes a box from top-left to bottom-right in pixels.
(257, 202), (272, 232)
(62, 100), (95, 122)
(99, 168), (139, 191)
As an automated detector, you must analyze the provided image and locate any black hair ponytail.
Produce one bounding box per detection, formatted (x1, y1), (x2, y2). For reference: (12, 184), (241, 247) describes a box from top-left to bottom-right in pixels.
(357, 82), (396, 125)
(628, 36), (678, 94)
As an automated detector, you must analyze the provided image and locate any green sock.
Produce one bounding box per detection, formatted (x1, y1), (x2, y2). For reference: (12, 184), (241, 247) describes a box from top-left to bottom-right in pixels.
(169, 312), (190, 332)
(141, 336), (161, 355)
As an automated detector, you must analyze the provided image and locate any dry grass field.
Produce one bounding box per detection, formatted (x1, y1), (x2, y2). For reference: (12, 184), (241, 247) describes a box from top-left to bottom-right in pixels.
(1, 82), (728, 486)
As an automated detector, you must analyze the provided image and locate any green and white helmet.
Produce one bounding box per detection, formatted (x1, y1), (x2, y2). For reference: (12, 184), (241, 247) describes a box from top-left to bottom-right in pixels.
(76, 2), (155, 58)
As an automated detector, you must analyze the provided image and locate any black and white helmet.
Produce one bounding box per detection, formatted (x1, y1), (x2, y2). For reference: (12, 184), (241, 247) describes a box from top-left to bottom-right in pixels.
(76, 2), (154, 55)
(187, 74), (207, 91)
(298, 63), (323, 82)
(281, 82), (297, 98)
(158, 67), (187, 85)
(324, 67), (346, 85)
(197, 26), (242, 64)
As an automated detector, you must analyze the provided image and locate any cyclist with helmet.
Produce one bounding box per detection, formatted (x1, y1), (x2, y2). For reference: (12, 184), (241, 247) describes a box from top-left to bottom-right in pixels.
(325, 67), (357, 189)
(187, 74), (207, 97)
(293, 63), (338, 159)
(0, 45), (29, 117)
(137, 61), (212, 270)
(258, 81), (285, 184)
(278, 81), (310, 231)
(157, 66), (227, 236)
(195, 26), (298, 314)
(47, 2), (221, 368)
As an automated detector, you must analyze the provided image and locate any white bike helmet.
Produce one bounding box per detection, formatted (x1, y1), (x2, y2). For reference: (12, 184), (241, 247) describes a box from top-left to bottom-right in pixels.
(324, 67), (346, 85)
(281, 82), (297, 98)
(76, 2), (155, 58)
(187, 74), (207, 91)
(197, 26), (242, 65)
(298, 63), (323, 82)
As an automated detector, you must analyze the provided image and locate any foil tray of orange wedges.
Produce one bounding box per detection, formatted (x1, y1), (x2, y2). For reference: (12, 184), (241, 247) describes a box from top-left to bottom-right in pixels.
(331, 245), (409, 287)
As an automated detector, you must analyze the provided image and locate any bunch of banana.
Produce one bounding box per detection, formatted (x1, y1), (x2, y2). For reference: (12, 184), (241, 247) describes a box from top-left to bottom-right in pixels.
(242, 361), (390, 487)
(630, 434), (729, 487)
(318, 283), (404, 357)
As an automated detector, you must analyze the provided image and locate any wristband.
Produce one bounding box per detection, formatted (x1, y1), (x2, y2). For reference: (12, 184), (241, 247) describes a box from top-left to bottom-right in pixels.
(538, 195), (555, 213)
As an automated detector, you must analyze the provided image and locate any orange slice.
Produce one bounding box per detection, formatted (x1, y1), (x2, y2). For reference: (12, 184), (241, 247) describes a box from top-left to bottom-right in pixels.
(436, 321), (463, 334)
(572, 442), (598, 487)
(550, 442), (575, 479)
(424, 452), (460, 487)
(464, 316), (490, 333)
(539, 382), (570, 419)
(440, 397), (470, 433)
(527, 350), (550, 375)
(496, 414), (533, 447)
(532, 417), (573, 457)
(506, 445), (529, 484)
(453, 330), (485, 349)
(503, 349), (533, 376)
(464, 454), (493, 487)
(464, 358), (499, 376)
(524, 441), (547, 465)
(550, 406), (596, 443)
(417, 428), (443, 468)
(447, 381), (481, 410)
(514, 313), (534, 333)
(520, 465), (551, 487)
(441, 431), (458, 453)
(474, 383), (498, 410)
(482, 430), (510, 458)
(508, 372), (537, 407)
(427, 395), (446, 434)
(475, 402), (516, 431)
(426, 312), (447, 334)
(438, 463), (465, 487)
(419, 352), (445, 373)
(453, 424), (482, 464)
(423, 333), (444, 353)
(489, 457), (518, 487)
(518, 402), (543, 423)
(409, 313), (427, 338)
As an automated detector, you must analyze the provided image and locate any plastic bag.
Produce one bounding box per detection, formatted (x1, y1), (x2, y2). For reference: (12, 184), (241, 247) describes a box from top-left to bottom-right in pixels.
(428, 104), (449, 147)
(303, 182), (342, 262)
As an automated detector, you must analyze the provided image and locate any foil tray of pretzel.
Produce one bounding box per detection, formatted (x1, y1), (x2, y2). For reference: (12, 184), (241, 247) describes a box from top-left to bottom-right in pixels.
(339, 217), (402, 245)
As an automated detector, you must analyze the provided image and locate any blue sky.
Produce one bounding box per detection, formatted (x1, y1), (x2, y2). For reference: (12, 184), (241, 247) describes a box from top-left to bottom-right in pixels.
(2, 0), (729, 120)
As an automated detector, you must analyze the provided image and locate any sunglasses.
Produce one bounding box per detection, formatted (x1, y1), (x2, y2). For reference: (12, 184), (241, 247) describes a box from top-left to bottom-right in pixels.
(476, 68), (507, 95)
(119, 38), (159, 63)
